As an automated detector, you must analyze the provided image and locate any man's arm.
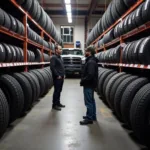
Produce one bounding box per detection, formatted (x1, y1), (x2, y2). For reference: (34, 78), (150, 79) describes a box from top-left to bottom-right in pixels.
(50, 57), (59, 77)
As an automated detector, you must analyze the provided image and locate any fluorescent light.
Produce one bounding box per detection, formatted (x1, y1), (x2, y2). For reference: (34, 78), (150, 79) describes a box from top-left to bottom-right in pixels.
(68, 17), (72, 23)
(66, 4), (71, 12)
(65, 0), (70, 4)
(67, 12), (72, 18)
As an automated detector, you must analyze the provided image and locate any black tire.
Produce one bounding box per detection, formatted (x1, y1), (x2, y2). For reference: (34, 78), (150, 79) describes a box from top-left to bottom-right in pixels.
(2, 44), (13, 62)
(105, 72), (126, 107)
(22, 0), (33, 12)
(30, 70), (45, 97)
(102, 71), (117, 102)
(0, 44), (6, 62)
(0, 8), (5, 26)
(123, 0), (136, 8)
(138, 37), (150, 65)
(130, 84), (150, 141)
(13, 73), (33, 112)
(0, 88), (9, 138)
(0, 75), (24, 123)
(9, 15), (17, 33)
(9, 45), (17, 62)
(3, 11), (11, 30)
(121, 78), (149, 126)
(114, 76), (138, 119)
(142, 0), (150, 23)
(14, 46), (21, 62)
(36, 70), (49, 95)
(98, 70), (114, 98)
(109, 74), (131, 110)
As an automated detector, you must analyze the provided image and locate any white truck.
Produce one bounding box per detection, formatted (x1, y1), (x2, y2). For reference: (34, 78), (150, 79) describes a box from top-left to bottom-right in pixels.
(61, 48), (85, 75)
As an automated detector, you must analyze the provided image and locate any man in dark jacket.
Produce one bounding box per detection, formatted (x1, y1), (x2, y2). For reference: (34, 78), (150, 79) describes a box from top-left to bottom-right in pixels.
(80, 46), (98, 125)
(50, 45), (65, 111)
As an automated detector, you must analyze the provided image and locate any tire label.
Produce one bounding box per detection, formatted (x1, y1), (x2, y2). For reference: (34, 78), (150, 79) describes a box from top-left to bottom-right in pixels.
(139, 38), (149, 53)
(145, 0), (149, 10)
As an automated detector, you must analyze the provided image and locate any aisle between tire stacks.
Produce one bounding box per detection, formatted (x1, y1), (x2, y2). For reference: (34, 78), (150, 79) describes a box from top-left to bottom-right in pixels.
(0, 79), (142, 150)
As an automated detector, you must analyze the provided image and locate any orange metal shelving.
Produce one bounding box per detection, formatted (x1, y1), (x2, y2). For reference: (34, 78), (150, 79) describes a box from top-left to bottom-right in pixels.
(0, 0), (58, 71)
(93, 0), (150, 71)
(92, 0), (144, 46)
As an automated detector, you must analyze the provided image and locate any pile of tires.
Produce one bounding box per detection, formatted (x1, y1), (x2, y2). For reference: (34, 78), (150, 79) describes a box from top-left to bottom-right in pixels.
(34, 49), (50, 62)
(16, 0), (62, 45)
(97, 67), (150, 142)
(0, 67), (53, 138)
(0, 8), (24, 35)
(86, 0), (137, 46)
(0, 43), (24, 62)
(96, 45), (121, 63)
(122, 36), (150, 65)
(114, 1), (150, 38)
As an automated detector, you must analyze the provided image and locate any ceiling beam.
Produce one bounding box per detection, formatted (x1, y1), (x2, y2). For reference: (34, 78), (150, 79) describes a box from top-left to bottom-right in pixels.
(87, 0), (100, 20)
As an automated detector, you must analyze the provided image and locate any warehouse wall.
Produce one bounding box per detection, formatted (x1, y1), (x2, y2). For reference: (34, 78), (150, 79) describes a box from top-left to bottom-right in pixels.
(51, 17), (85, 51)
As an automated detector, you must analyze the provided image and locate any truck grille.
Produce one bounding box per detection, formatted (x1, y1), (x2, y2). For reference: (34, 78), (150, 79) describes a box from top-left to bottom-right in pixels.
(62, 57), (81, 65)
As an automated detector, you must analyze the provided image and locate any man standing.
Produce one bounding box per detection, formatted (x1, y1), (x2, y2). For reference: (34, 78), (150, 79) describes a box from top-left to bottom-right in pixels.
(50, 45), (65, 111)
(80, 46), (98, 125)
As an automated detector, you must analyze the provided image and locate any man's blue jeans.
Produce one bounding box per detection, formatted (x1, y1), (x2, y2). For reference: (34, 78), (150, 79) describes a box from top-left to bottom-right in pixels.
(83, 87), (96, 120)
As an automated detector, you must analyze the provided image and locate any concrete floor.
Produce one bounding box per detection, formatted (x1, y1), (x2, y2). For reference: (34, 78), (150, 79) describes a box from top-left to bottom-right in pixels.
(0, 79), (146, 150)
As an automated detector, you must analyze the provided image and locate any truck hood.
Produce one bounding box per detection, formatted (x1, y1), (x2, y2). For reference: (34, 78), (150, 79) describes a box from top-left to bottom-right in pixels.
(61, 55), (84, 58)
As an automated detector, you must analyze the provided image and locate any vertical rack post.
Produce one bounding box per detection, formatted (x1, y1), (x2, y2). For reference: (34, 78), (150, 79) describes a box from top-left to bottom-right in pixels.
(41, 31), (44, 68)
(119, 36), (124, 72)
(49, 38), (52, 56)
(23, 13), (28, 72)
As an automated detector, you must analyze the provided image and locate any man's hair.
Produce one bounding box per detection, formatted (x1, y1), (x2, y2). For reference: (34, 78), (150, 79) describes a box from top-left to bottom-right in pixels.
(86, 45), (96, 56)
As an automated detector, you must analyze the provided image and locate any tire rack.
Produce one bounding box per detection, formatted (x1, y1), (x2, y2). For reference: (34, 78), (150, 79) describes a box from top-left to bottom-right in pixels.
(90, 0), (150, 72)
(0, 0), (57, 71)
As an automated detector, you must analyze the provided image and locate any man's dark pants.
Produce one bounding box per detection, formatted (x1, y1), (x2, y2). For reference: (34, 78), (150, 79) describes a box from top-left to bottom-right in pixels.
(53, 78), (64, 106)
(84, 87), (96, 120)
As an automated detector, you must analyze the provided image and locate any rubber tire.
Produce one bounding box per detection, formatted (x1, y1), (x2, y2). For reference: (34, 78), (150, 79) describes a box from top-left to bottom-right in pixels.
(0, 88), (9, 138)
(13, 73), (33, 112)
(130, 84), (150, 141)
(0, 75), (24, 123)
(114, 76), (138, 119)
(121, 78), (149, 126)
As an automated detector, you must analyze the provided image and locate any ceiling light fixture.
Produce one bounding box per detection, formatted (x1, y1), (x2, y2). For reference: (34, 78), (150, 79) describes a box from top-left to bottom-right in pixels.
(65, 0), (70, 4)
(65, 4), (71, 12)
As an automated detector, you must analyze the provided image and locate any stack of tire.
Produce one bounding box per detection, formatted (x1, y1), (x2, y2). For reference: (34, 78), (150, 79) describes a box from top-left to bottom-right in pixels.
(16, 0), (62, 45)
(0, 8), (25, 35)
(114, 1), (150, 38)
(97, 45), (121, 63)
(86, 0), (137, 46)
(0, 67), (53, 138)
(97, 67), (150, 142)
(34, 49), (50, 62)
(122, 36), (150, 65)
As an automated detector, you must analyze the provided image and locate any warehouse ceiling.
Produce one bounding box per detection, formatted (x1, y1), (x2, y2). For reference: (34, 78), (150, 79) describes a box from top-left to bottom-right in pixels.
(38, 0), (111, 18)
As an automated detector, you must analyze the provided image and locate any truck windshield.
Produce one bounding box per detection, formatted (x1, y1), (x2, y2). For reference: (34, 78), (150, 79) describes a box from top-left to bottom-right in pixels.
(62, 49), (83, 55)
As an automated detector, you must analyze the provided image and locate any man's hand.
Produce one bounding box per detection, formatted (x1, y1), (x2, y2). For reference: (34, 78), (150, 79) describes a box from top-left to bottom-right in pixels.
(57, 76), (62, 79)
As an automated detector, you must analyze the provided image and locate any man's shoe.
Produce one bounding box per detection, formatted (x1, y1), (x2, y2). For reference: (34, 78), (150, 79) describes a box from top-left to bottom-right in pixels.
(57, 103), (65, 108)
(83, 116), (97, 121)
(80, 119), (93, 125)
(52, 106), (61, 111)
(83, 116), (88, 120)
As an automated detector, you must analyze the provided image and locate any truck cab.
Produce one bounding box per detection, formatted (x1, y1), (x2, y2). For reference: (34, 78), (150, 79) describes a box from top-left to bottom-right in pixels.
(61, 48), (85, 75)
